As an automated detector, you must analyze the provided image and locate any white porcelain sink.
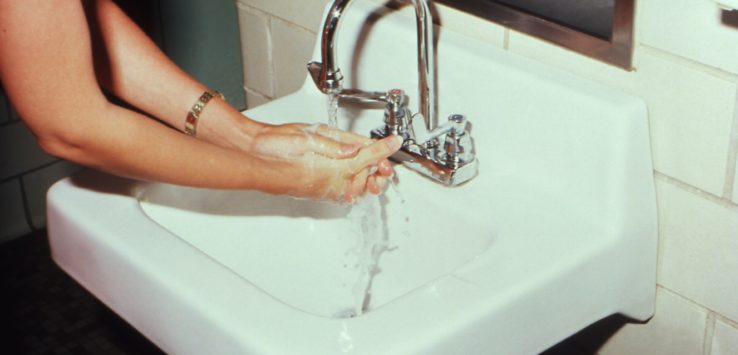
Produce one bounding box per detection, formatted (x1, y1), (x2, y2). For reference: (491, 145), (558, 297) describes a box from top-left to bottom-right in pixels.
(47, 2), (657, 354)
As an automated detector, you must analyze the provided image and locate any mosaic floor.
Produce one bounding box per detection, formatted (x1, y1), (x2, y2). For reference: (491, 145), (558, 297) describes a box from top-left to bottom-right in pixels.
(0, 230), (163, 355)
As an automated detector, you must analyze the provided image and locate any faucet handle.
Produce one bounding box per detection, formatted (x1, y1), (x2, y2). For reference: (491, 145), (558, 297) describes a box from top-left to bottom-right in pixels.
(441, 114), (474, 168)
(382, 89), (412, 138)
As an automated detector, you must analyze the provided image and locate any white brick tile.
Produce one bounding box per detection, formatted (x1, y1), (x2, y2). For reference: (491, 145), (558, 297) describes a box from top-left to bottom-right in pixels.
(656, 179), (738, 322)
(271, 18), (318, 98)
(637, 52), (737, 196)
(597, 288), (707, 355)
(22, 161), (83, 230)
(712, 319), (738, 355)
(236, 0), (329, 31)
(237, 6), (274, 97)
(0, 179), (30, 243)
(639, 0), (738, 75)
(0, 122), (57, 180)
(245, 88), (272, 109)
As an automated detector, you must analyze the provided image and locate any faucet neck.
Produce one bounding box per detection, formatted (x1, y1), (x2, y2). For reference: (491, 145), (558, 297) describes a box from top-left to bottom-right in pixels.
(312, 0), (437, 130)
(412, 0), (435, 130)
(320, 0), (352, 93)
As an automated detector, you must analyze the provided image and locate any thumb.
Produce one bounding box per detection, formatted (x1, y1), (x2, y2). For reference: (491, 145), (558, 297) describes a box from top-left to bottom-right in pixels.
(348, 135), (402, 174)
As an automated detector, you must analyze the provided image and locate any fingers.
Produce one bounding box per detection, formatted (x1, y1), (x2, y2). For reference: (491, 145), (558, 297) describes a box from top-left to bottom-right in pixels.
(344, 168), (369, 203)
(377, 159), (393, 176)
(348, 135), (403, 174)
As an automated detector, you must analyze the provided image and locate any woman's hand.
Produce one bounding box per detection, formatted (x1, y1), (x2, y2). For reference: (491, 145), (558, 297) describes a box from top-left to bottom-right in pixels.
(249, 123), (401, 203)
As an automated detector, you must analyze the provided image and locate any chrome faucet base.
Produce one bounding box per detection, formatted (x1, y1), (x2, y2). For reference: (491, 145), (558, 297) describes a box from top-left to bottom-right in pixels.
(371, 128), (478, 186)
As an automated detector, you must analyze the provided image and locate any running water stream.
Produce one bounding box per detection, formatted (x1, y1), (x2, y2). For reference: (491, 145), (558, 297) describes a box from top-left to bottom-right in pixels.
(325, 94), (394, 317)
(327, 93), (339, 128)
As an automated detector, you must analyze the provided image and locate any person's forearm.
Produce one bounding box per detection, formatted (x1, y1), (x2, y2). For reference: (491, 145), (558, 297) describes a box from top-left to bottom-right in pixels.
(64, 102), (296, 192)
(0, 0), (271, 190)
(88, 0), (260, 150)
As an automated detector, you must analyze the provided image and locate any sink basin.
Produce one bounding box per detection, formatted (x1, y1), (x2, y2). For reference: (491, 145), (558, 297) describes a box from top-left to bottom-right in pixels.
(137, 175), (495, 319)
(47, 2), (657, 354)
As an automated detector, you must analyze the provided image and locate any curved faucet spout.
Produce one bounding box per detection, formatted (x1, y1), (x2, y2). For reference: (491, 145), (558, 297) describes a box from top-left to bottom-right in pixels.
(307, 0), (437, 130)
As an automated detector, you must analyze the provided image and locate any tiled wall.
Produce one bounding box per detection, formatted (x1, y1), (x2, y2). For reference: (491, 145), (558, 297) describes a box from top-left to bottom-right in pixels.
(236, 0), (330, 107)
(236, 0), (738, 353)
(0, 89), (83, 243)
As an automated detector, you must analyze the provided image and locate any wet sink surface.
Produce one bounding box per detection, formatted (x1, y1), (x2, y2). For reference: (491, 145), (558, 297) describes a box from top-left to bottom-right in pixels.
(138, 179), (495, 318)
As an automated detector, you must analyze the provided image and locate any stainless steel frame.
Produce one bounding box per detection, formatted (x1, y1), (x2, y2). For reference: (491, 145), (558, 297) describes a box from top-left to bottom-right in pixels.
(436, 0), (635, 70)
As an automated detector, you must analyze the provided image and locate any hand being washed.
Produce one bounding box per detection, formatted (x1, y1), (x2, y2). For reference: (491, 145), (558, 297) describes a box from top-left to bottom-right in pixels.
(249, 122), (401, 203)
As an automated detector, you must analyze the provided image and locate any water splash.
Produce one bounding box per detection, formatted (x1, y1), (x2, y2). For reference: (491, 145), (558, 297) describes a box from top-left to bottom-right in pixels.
(345, 194), (390, 316)
(338, 322), (354, 353)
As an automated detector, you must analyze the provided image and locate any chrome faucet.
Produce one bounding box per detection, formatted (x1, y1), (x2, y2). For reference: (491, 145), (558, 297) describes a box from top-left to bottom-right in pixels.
(307, 0), (478, 186)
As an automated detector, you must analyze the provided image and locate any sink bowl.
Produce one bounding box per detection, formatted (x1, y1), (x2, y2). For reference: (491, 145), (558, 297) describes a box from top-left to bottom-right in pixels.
(47, 2), (657, 354)
(137, 174), (495, 319)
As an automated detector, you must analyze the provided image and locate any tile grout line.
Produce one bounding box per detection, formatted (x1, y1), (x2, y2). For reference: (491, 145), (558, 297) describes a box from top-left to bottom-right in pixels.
(639, 45), (738, 83)
(17, 177), (37, 233)
(235, 1), (318, 35)
(722, 88), (738, 201)
(715, 313), (738, 329)
(657, 284), (735, 327)
(266, 13), (276, 99)
(703, 312), (716, 355)
(0, 159), (61, 185)
(654, 171), (738, 212)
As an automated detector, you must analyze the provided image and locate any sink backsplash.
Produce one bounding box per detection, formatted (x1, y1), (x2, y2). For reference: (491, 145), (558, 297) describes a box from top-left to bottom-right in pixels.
(236, 0), (738, 353)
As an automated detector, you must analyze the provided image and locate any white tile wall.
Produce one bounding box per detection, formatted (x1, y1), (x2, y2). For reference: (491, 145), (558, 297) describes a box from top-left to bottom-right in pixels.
(244, 88), (271, 109)
(712, 319), (738, 355)
(237, 0), (328, 108)
(270, 17), (316, 97)
(237, 5), (274, 98)
(638, 52), (736, 197)
(639, 0), (738, 75)
(656, 178), (738, 323)
(236, 0), (328, 31)
(0, 179), (30, 243)
(596, 288), (707, 355)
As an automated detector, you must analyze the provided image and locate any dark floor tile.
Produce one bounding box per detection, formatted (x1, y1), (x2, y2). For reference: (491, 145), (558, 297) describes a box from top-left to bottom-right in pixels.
(0, 230), (163, 355)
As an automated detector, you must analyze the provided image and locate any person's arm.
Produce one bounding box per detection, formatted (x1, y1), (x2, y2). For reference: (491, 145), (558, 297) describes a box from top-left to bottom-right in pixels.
(0, 0), (399, 202)
(87, 0), (386, 162)
(86, 0), (257, 150)
(86, 0), (396, 194)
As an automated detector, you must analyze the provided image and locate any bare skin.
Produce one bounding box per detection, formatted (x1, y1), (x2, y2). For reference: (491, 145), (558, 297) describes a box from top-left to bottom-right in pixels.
(0, 0), (399, 202)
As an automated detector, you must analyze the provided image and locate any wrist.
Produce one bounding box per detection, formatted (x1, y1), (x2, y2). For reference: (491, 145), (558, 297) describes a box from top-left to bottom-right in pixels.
(194, 97), (261, 153)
